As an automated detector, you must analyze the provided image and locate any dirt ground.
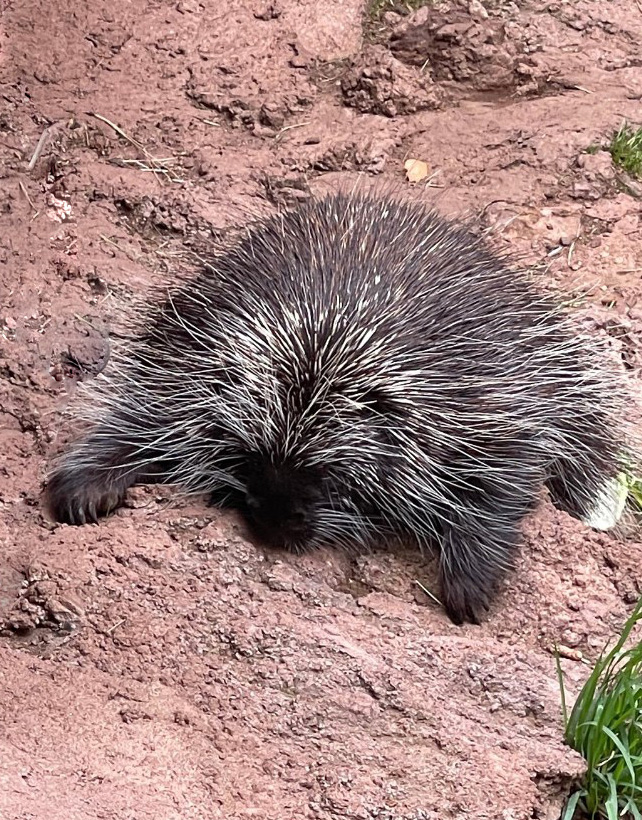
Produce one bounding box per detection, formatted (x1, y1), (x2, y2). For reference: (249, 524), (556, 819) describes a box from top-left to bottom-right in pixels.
(1, 0), (642, 818)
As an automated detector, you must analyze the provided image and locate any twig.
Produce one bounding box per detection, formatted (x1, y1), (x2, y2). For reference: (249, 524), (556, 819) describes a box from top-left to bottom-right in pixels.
(99, 234), (141, 263)
(27, 127), (51, 171)
(106, 618), (126, 634)
(274, 121), (310, 142)
(88, 111), (182, 182)
(415, 580), (442, 606)
(423, 168), (444, 189)
(567, 239), (576, 267)
(18, 180), (37, 214)
(89, 111), (147, 155)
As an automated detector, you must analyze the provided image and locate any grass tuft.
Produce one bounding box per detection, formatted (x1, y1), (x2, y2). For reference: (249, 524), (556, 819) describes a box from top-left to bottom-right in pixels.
(609, 122), (642, 179)
(557, 596), (642, 820)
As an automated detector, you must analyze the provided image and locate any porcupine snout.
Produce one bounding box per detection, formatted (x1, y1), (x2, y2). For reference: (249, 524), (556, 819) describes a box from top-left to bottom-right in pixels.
(242, 459), (326, 551)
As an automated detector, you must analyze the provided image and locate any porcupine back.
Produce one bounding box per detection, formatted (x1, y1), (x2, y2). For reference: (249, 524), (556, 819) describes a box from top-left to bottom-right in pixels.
(45, 191), (635, 624)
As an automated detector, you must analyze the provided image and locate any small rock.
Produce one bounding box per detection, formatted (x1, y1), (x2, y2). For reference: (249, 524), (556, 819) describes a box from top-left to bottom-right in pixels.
(176, 0), (201, 12)
(554, 644), (583, 661)
(577, 151), (615, 181)
(259, 104), (285, 129)
(469, 0), (489, 20)
(253, 124), (277, 139)
(46, 598), (81, 629)
(6, 612), (37, 632)
(254, 2), (280, 20)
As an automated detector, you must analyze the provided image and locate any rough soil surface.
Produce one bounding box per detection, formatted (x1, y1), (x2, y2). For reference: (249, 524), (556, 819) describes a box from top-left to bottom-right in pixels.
(1, 0), (642, 818)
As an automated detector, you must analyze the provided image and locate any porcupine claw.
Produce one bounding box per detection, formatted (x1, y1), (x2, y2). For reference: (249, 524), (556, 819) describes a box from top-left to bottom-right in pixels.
(86, 500), (99, 525)
(45, 468), (129, 526)
(441, 581), (487, 626)
(438, 528), (504, 625)
(64, 502), (76, 526)
(74, 502), (86, 526)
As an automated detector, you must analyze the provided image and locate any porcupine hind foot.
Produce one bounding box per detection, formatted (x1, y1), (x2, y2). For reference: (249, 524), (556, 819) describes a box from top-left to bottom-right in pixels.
(438, 513), (523, 625)
(546, 453), (621, 526)
(544, 399), (627, 527)
(45, 434), (146, 525)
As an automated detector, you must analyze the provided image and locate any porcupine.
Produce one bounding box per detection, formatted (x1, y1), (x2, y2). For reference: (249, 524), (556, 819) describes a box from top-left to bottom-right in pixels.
(44, 191), (635, 625)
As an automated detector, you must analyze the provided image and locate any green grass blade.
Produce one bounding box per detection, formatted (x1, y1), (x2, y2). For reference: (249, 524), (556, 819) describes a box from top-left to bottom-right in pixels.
(604, 774), (619, 820)
(601, 725), (635, 784)
(561, 790), (582, 820)
(629, 797), (642, 820)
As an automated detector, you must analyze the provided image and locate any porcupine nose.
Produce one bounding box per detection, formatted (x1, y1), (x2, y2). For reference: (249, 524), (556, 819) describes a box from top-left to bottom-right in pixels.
(244, 493), (312, 549)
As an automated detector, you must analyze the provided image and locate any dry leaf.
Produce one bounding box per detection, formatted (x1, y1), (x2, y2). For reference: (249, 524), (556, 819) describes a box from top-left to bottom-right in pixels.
(404, 158), (429, 183)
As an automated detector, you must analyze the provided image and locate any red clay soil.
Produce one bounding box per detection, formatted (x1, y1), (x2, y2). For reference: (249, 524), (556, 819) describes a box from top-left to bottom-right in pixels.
(1, 1), (642, 818)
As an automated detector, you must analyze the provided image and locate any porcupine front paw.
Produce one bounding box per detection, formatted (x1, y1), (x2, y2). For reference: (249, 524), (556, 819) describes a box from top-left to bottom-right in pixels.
(45, 467), (129, 525)
(438, 518), (518, 624)
(439, 568), (491, 626)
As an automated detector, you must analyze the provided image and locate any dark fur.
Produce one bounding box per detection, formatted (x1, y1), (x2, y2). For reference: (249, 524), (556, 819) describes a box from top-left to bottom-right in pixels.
(45, 192), (631, 624)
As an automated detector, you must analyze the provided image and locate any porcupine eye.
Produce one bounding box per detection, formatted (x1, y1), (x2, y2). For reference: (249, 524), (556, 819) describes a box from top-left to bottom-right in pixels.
(361, 390), (393, 417)
(359, 390), (400, 447)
